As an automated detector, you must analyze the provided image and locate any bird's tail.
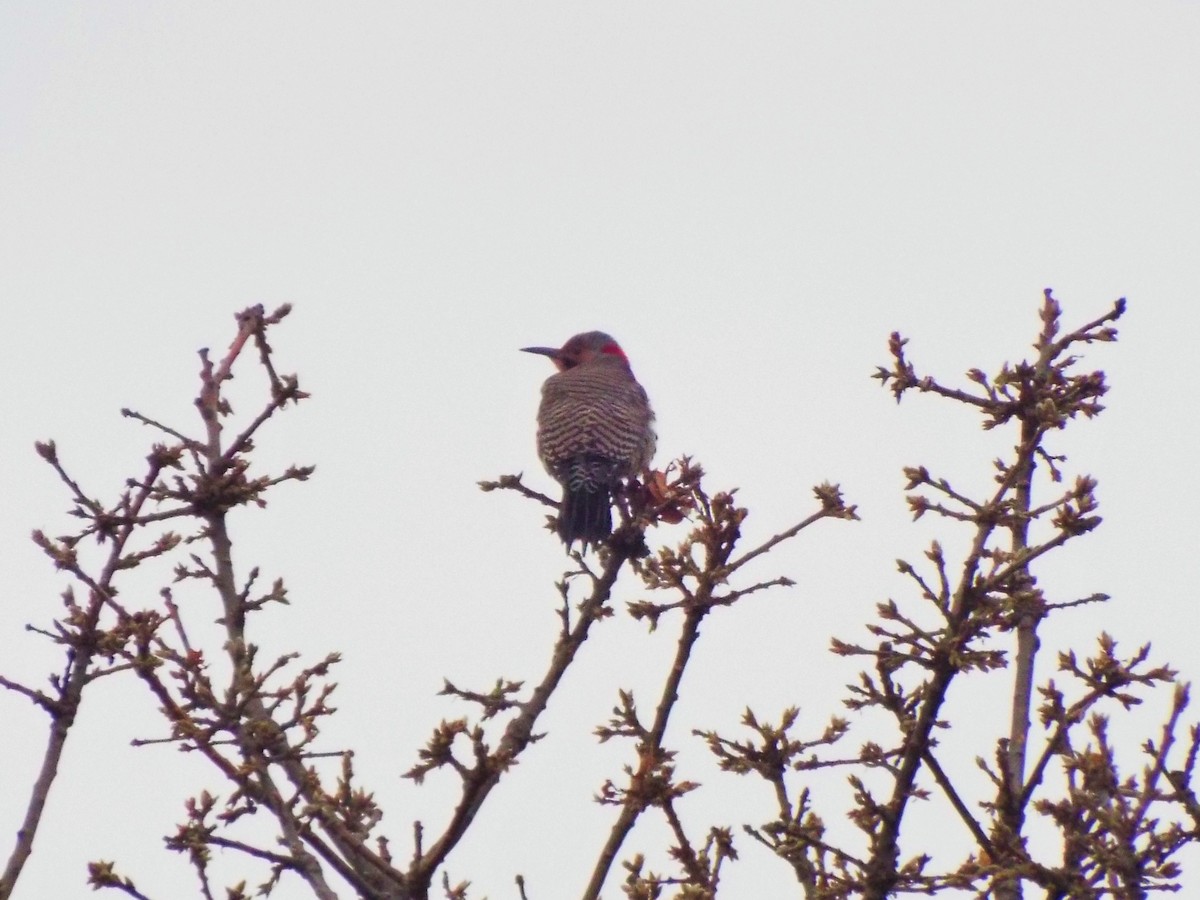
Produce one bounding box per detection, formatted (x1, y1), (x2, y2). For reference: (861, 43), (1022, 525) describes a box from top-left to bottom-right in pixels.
(557, 456), (617, 548)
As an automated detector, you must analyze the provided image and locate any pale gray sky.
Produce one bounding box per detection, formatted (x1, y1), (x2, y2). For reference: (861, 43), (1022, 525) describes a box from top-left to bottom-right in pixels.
(2, 4), (1199, 898)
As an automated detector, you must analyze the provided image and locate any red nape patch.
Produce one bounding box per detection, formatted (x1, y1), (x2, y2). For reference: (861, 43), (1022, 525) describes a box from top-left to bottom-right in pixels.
(600, 343), (628, 361)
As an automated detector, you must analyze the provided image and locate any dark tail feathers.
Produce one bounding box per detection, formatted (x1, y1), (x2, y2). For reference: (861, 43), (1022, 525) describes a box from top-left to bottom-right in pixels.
(554, 455), (623, 548)
(558, 483), (613, 548)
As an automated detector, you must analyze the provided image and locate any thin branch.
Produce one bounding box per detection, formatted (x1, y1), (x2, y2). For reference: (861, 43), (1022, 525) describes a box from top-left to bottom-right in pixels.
(0, 676), (56, 713)
(121, 408), (204, 451)
(921, 749), (995, 857)
(413, 544), (635, 887)
(477, 473), (557, 507)
(726, 505), (842, 576)
(585, 603), (706, 898)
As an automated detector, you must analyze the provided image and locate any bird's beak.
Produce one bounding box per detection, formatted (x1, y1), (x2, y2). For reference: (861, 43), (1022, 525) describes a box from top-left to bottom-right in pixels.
(520, 346), (561, 359)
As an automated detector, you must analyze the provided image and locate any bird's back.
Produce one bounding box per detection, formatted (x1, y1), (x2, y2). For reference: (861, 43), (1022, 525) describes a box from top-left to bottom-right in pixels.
(536, 356), (656, 477)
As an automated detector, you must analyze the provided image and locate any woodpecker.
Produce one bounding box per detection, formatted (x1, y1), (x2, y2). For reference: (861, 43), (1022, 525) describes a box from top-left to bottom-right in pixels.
(522, 332), (656, 548)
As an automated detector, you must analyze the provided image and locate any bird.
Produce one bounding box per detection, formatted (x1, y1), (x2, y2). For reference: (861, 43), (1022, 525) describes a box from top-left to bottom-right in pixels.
(521, 331), (656, 548)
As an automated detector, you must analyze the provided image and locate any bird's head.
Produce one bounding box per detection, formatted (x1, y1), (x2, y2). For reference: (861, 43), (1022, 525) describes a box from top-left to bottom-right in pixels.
(521, 331), (628, 372)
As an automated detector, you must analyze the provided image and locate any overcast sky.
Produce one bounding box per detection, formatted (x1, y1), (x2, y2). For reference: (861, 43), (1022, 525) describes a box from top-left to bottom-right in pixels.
(2, 4), (1199, 898)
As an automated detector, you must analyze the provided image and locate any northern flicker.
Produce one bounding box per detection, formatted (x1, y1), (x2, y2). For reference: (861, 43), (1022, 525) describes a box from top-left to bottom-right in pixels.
(522, 331), (656, 548)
